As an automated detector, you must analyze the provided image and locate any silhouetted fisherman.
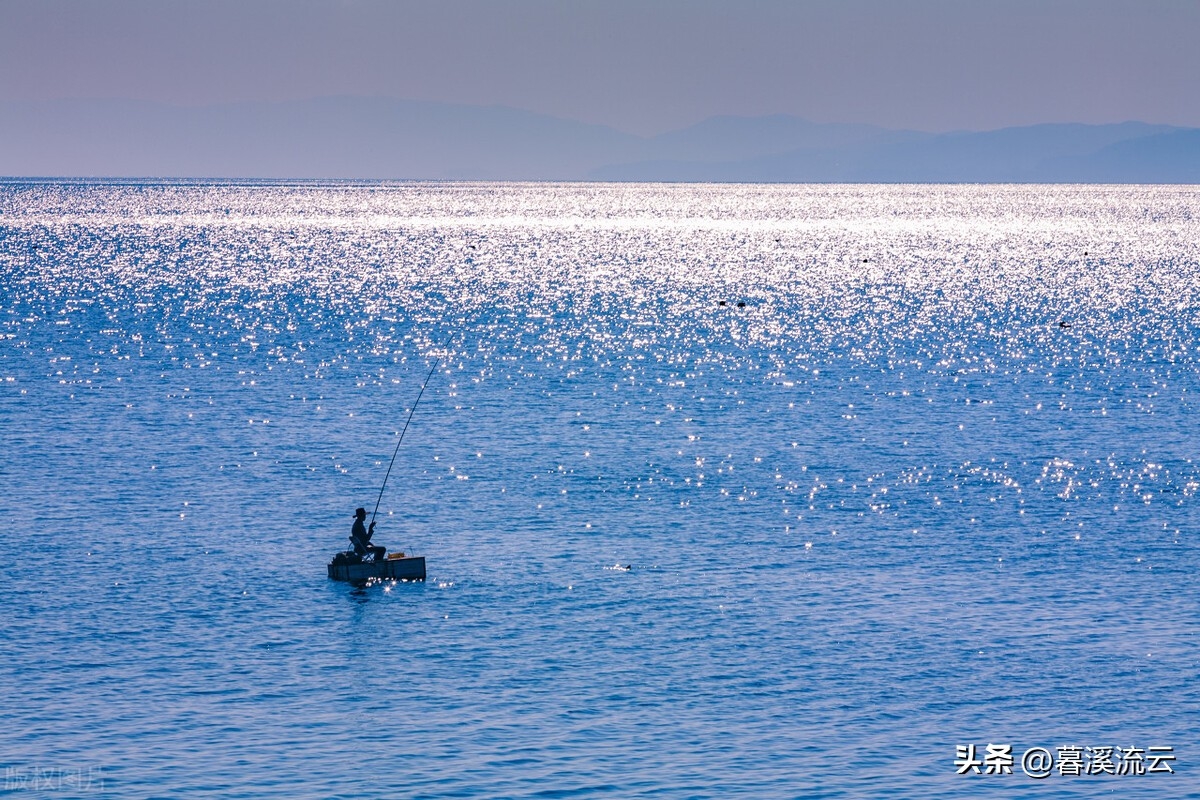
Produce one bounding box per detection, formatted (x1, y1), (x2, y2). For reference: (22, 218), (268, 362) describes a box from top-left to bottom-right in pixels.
(351, 507), (386, 562)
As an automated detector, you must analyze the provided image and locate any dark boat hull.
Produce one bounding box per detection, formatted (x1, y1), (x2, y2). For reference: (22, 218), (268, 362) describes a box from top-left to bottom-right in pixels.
(328, 556), (426, 582)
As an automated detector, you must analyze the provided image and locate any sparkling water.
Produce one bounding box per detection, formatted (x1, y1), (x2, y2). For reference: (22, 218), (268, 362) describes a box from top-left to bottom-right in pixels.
(2, 181), (1198, 797)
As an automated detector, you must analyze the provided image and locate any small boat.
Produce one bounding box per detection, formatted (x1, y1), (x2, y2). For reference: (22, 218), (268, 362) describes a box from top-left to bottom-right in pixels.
(327, 551), (426, 582)
(332, 355), (441, 585)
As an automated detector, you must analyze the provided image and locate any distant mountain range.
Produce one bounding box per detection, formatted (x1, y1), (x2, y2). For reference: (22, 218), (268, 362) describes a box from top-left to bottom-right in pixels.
(1, 96), (1197, 182)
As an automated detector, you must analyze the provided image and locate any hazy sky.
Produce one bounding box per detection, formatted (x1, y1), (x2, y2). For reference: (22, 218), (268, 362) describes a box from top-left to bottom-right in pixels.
(1, 0), (1196, 135)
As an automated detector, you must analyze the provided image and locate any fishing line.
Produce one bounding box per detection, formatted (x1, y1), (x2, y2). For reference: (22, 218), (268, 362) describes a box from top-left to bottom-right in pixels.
(370, 352), (441, 526)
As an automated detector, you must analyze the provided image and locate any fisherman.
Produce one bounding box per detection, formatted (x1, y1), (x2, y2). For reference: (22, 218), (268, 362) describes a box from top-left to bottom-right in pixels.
(350, 507), (387, 562)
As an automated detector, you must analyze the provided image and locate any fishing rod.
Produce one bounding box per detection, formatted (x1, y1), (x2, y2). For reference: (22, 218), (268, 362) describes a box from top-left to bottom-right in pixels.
(370, 353), (441, 526)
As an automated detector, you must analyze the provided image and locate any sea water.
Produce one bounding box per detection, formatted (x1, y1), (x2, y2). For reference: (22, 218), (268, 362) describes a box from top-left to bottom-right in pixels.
(1, 181), (1198, 798)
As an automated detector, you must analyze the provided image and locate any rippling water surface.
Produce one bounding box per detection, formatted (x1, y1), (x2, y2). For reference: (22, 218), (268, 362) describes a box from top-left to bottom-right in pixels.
(2, 182), (1199, 798)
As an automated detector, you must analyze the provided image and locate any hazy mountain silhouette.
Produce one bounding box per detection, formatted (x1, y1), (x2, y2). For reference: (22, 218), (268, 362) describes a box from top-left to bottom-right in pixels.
(1046, 129), (1200, 183)
(0, 97), (1195, 182)
(591, 122), (1188, 182)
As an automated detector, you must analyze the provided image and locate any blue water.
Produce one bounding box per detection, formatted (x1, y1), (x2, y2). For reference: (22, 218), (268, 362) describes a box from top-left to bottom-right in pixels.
(2, 181), (1199, 798)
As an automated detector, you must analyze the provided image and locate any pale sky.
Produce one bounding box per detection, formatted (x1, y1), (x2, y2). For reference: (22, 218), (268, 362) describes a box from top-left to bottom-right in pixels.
(1, 0), (1196, 135)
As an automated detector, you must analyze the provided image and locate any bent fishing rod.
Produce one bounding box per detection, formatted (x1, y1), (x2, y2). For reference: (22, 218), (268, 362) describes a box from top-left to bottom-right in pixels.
(370, 353), (441, 526)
